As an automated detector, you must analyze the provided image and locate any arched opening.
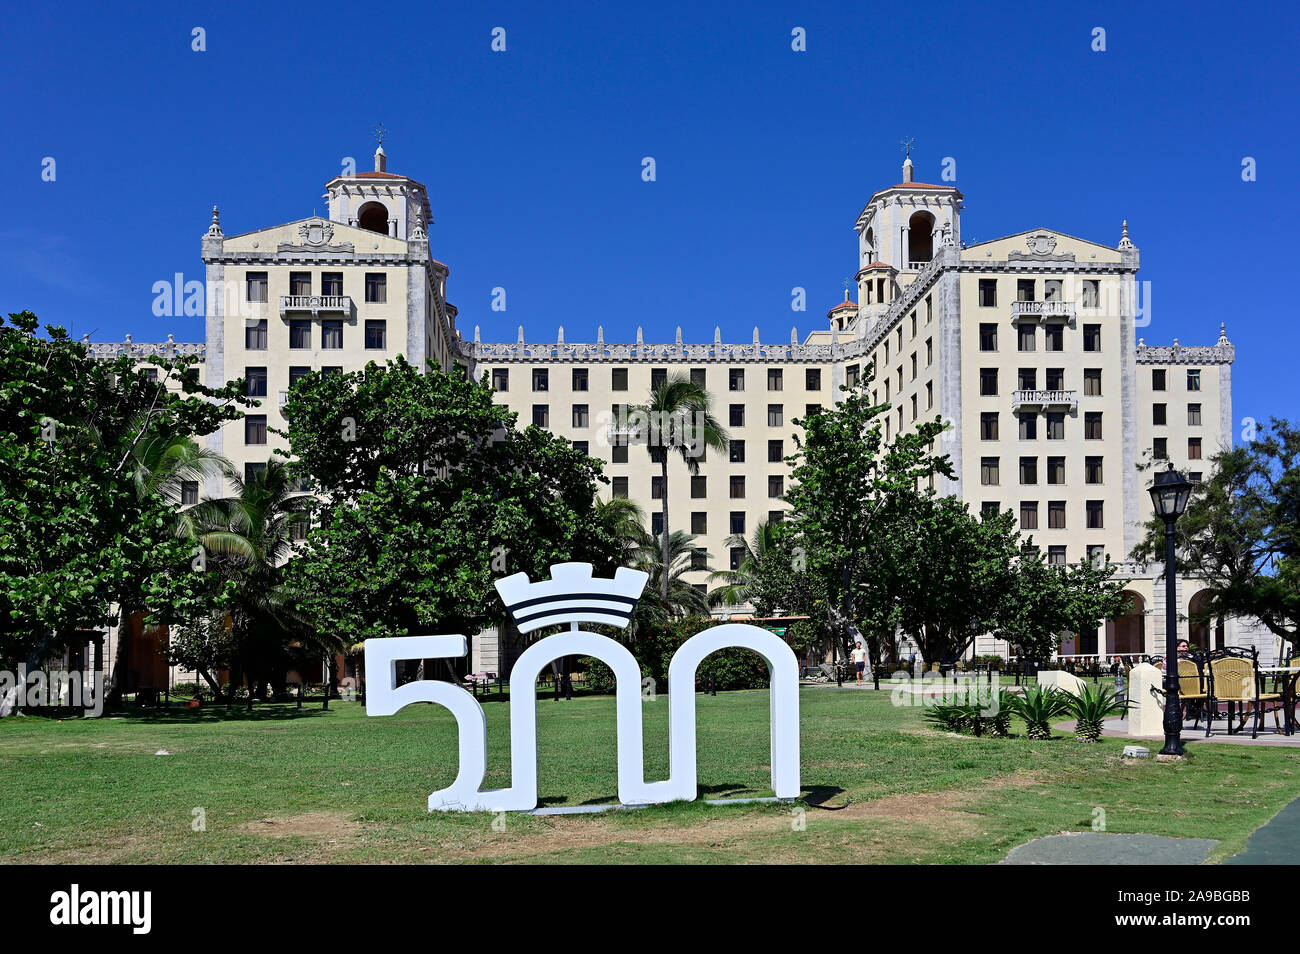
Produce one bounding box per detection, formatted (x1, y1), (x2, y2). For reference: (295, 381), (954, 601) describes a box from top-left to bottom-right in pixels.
(1106, 591), (1146, 656)
(907, 211), (935, 266)
(1187, 589), (1224, 652)
(357, 201), (390, 235)
(864, 226), (875, 261)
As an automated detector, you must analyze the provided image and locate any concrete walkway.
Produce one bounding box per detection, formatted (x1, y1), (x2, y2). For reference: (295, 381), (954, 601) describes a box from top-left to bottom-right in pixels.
(1003, 832), (1219, 865)
(1224, 797), (1300, 864)
(1053, 716), (1300, 747)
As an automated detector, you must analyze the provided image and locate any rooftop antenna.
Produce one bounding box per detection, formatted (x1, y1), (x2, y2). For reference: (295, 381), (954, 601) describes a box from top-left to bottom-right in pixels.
(374, 122), (389, 146)
(900, 137), (915, 159)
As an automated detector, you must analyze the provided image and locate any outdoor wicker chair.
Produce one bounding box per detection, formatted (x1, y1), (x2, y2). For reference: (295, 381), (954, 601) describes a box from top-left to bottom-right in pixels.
(1176, 655), (1210, 732)
(1207, 647), (1281, 739)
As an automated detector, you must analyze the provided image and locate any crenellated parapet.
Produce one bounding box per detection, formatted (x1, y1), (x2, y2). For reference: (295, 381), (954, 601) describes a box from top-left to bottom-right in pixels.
(85, 335), (206, 362)
(1136, 324), (1234, 365)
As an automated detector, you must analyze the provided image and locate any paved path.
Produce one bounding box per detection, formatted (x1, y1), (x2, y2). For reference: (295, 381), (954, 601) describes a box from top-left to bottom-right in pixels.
(1003, 832), (1219, 865)
(1224, 796), (1300, 864)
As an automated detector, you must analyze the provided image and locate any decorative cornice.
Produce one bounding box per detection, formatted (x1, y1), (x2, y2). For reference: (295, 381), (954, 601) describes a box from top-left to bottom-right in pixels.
(458, 338), (838, 364)
(86, 338), (206, 361)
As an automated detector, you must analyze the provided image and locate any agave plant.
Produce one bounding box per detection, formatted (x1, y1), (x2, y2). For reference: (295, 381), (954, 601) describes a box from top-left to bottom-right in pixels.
(1066, 683), (1129, 742)
(1007, 685), (1072, 740)
(923, 701), (973, 734)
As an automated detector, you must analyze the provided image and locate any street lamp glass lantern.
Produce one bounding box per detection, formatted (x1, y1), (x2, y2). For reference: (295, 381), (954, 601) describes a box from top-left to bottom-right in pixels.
(1149, 466), (1193, 520)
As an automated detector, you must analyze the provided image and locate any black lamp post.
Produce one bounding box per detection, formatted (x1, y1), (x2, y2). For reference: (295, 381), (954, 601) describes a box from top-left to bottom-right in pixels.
(1148, 464), (1194, 757)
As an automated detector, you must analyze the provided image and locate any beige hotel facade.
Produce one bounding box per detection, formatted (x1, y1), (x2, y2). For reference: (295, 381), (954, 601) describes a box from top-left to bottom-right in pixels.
(90, 148), (1271, 678)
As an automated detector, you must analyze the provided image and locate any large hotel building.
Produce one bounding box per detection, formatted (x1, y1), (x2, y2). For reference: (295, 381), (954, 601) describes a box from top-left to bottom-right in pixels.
(91, 147), (1269, 679)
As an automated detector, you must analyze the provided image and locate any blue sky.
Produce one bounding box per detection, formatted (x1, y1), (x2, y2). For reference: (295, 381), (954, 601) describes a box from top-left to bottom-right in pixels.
(3, 0), (1297, 429)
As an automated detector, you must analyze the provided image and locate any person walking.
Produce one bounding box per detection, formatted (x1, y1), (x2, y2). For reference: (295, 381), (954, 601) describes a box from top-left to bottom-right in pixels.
(851, 641), (868, 686)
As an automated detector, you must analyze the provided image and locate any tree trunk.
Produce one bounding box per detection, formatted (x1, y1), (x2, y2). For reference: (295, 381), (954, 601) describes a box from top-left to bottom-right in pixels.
(322, 653), (332, 710)
(105, 605), (131, 707)
(197, 667), (222, 701)
(660, 453), (670, 602)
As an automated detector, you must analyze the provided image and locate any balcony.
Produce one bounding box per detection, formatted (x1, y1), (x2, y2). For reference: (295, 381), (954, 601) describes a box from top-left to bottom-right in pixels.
(1010, 300), (1076, 325)
(279, 295), (352, 318)
(1011, 389), (1078, 413)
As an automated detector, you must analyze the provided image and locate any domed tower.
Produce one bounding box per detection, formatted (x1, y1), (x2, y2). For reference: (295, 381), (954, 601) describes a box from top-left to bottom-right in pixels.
(324, 144), (432, 241)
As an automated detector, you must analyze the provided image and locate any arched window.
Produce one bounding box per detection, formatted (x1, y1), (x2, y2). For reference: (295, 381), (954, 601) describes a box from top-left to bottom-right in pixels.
(358, 201), (389, 235)
(1187, 589), (1224, 651)
(908, 211), (934, 266)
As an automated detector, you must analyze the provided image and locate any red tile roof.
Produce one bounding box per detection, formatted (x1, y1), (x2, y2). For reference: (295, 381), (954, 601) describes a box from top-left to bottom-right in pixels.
(860, 261), (894, 271)
(829, 301), (858, 312)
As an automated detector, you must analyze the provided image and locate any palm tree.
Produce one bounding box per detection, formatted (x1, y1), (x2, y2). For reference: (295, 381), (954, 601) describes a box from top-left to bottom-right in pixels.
(707, 519), (779, 609)
(633, 529), (713, 630)
(186, 459), (322, 707)
(593, 496), (651, 571)
(105, 423), (233, 706)
(631, 374), (728, 601)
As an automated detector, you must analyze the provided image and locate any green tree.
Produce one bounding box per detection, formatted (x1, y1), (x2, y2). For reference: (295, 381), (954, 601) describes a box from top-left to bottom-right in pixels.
(1132, 420), (1300, 654)
(632, 529), (712, 633)
(992, 550), (1131, 660)
(707, 519), (779, 608)
(629, 374), (728, 601)
(0, 311), (243, 675)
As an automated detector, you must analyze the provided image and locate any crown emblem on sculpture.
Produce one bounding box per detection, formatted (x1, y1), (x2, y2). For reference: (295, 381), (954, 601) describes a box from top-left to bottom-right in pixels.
(494, 563), (649, 633)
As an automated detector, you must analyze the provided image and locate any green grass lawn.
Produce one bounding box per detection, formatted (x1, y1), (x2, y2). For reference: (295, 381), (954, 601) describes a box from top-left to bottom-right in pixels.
(1, 685), (1297, 864)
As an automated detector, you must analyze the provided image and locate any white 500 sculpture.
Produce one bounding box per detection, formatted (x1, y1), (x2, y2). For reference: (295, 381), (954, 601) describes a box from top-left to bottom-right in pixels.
(365, 563), (801, 812)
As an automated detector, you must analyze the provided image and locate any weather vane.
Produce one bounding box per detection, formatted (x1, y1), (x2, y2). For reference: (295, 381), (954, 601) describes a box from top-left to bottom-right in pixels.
(374, 122), (388, 146)
(900, 137), (915, 158)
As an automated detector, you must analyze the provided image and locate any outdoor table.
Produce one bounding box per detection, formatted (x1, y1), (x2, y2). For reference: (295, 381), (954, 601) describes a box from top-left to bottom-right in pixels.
(1258, 666), (1300, 735)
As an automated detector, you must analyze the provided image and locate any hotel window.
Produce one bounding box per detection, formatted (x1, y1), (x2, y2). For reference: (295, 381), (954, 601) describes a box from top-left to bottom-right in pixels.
(491, 368), (509, 391)
(1046, 413), (1065, 440)
(651, 368), (667, 389)
(1044, 279), (1063, 301)
(911, 315), (918, 338)
(767, 368), (783, 391)
(1045, 326), (1063, 352)
(573, 441), (589, 456)
(729, 368), (745, 391)
(1047, 457), (1066, 484)
(246, 271), (268, 302)
(1018, 368), (1037, 391)
(651, 476), (664, 499)
(910, 394), (918, 420)
(926, 382), (933, 409)
(1152, 403), (1167, 425)
(364, 319), (386, 349)
(897, 367), (903, 390)
(690, 367), (706, 388)
(649, 446), (665, 464)
(847, 364), (861, 387)
(245, 367), (267, 398)
(289, 366), (310, 388)
(180, 480), (199, 506)
(612, 477), (629, 498)
(1046, 368), (1064, 391)
(1083, 368), (1102, 396)
(1019, 413), (1038, 440)
(611, 444), (628, 464)
(980, 412), (999, 441)
(1087, 544), (1106, 563)
(1048, 500), (1066, 529)
(612, 367), (628, 391)
(1153, 437), (1168, 459)
(1189, 471), (1203, 483)
(1188, 404), (1201, 425)
(926, 295), (933, 322)
(572, 368), (589, 391)
(769, 510), (785, 524)
(1020, 501), (1039, 531)
(689, 548), (707, 570)
(910, 353), (918, 380)
(768, 404), (783, 426)
(980, 368), (998, 395)
(730, 404), (745, 427)
(1019, 457), (1038, 484)
(981, 457), (1000, 486)
(981, 501), (1001, 518)
(245, 415), (268, 445)
(321, 272), (343, 296)
(729, 476), (745, 499)
(245, 319), (267, 350)
(1081, 280), (1100, 308)
(1086, 456), (1103, 483)
(532, 405), (549, 427)
(691, 512), (707, 534)
(1047, 545), (1067, 566)
(321, 366), (342, 377)
(978, 279), (997, 307)
(363, 273), (386, 303)
(768, 475), (784, 498)
(806, 368), (821, 390)
(729, 439), (746, 463)
(572, 405), (589, 428)
(289, 320), (311, 349)
(1187, 369), (1202, 391)
(768, 439), (783, 462)
(651, 513), (664, 535)
(884, 342), (890, 364)
(321, 320), (343, 349)
(244, 462), (267, 485)
(729, 547), (745, 571)
(979, 324), (997, 351)
(691, 476), (707, 498)
(1152, 369), (1167, 391)
(1086, 500), (1104, 529)
(806, 403), (821, 418)
(1188, 437), (1203, 459)
(730, 511), (745, 534)
(532, 368), (549, 391)
(289, 272), (311, 296)
(1017, 279), (1035, 302)
(1083, 324), (1101, 352)
(1017, 325), (1036, 352)
(1085, 411), (1103, 440)
(926, 338), (933, 365)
